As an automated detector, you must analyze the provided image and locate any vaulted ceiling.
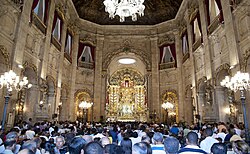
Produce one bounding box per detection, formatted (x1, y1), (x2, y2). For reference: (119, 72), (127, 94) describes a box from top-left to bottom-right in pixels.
(72, 0), (183, 25)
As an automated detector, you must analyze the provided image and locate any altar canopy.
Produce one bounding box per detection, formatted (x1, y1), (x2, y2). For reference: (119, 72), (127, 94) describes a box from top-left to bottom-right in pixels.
(106, 68), (148, 122)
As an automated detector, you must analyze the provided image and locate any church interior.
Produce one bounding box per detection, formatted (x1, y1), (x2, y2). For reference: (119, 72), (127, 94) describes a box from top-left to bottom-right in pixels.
(0, 0), (250, 129)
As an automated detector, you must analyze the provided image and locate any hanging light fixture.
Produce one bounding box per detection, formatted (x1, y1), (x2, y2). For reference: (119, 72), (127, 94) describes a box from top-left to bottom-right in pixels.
(103, 0), (145, 22)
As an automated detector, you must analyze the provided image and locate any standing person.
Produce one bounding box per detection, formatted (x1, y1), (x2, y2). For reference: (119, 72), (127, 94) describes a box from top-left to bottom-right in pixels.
(54, 136), (67, 154)
(164, 136), (179, 154)
(200, 128), (219, 153)
(178, 132), (207, 154)
(232, 140), (250, 154)
(132, 142), (152, 154)
(2, 139), (16, 154)
(150, 132), (165, 154)
(210, 143), (227, 154)
(120, 138), (132, 154)
(84, 141), (104, 154)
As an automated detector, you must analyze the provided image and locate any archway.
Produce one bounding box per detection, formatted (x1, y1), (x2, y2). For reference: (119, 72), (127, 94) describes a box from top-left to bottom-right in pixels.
(74, 90), (93, 123)
(22, 65), (38, 122)
(161, 90), (178, 125)
(214, 64), (232, 123)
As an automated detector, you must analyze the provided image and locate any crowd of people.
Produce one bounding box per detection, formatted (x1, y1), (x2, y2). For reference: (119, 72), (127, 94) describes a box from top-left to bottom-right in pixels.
(0, 119), (249, 154)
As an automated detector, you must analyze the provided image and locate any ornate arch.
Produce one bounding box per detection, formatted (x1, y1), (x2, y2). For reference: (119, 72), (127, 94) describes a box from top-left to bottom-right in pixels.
(80, 34), (96, 46)
(0, 45), (10, 69)
(102, 40), (151, 71)
(197, 76), (207, 91)
(161, 89), (179, 122)
(161, 89), (178, 99)
(22, 61), (38, 75)
(74, 88), (93, 101)
(109, 68), (145, 85)
(46, 75), (56, 94)
(158, 34), (175, 47)
(214, 63), (231, 85)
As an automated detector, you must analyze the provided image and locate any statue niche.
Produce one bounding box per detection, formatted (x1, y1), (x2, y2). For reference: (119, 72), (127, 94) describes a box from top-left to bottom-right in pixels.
(106, 68), (147, 122)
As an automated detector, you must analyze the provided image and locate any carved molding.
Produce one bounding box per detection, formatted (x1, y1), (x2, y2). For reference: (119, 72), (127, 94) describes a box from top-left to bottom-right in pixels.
(67, 22), (78, 36)
(189, 8), (198, 23)
(0, 45), (10, 69)
(242, 47), (250, 71)
(109, 68), (145, 85)
(161, 89), (178, 99)
(214, 63), (231, 85)
(102, 43), (151, 71)
(55, 3), (66, 20)
(197, 76), (207, 89)
(74, 88), (93, 100)
(80, 33), (96, 46)
(22, 61), (38, 75)
(158, 34), (175, 46)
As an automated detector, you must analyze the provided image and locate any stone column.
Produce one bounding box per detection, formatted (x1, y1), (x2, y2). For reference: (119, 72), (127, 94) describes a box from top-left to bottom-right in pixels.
(11, 0), (33, 67)
(146, 72), (152, 122)
(24, 84), (39, 121)
(93, 33), (104, 122)
(198, 0), (213, 79)
(197, 92), (205, 123)
(55, 20), (67, 120)
(101, 71), (108, 121)
(185, 96), (194, 124)
(47, 92), (56, 120)
(174, 30), (184, 122)
(40, 1), (56, 79)
(60, 96), (67, 121)
(221, 0), (240, 66)
(150, 35), (160, 122)
(68, 32), (79, 121)
(185, 8), (199, 125)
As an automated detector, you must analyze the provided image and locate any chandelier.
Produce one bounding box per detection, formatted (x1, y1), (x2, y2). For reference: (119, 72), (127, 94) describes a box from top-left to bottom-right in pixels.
(79, 101), (93, 110)
(103, 0), (145, 22)
(0, 70), (32, 92)
(161, 101), (174, 110)
(220, 71), (250, 91)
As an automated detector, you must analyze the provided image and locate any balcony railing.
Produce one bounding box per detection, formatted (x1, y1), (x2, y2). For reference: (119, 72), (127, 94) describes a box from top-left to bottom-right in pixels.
(32, 13), (46, 34)
(208, 15), (222, 35)
(78, 61), (94, 69)
(159, 61), (176, 70)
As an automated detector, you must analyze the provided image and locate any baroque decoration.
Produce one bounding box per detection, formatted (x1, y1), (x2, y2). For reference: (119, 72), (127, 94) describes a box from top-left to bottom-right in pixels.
(106, 68), (148, 122)
(161, 90), (178, 122)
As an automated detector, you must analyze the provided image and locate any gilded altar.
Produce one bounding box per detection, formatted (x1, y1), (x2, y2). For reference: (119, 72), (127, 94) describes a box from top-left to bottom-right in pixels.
(106, 68), (148, 122)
